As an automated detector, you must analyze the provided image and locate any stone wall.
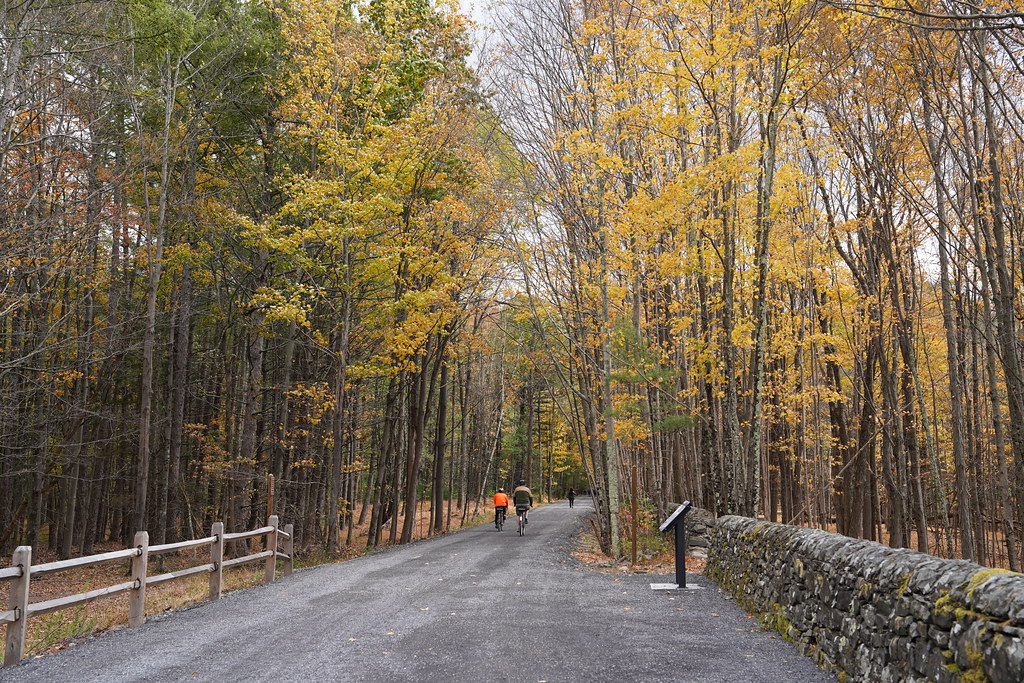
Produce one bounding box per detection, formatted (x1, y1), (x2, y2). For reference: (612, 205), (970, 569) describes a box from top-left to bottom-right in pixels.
(706, 515), (1024, 683)
(680, 505), (714, 560)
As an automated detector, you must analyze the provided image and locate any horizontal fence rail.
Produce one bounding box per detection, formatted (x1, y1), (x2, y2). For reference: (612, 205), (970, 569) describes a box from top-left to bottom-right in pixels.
(28, 582), (138, 619)
(31, 547), (143, 577)
(150, 536), (218, 555)
(222, 526), (274, 543)
(0, 568), (22, 581)
(1, 516), (294, 667)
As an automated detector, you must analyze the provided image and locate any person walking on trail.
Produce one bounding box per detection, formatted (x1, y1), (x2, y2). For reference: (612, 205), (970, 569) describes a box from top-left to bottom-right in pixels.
(513, 480), (533, 524)
(493, 488), (510, 529)
(567, 488), (576, 508)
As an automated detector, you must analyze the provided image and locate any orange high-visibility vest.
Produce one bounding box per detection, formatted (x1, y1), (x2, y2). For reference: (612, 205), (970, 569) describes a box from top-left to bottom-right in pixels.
(493, 492), (510, 507)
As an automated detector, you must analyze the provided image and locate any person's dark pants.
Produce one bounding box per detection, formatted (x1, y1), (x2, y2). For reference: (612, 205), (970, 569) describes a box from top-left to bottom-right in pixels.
(569, 497), (575, 508)
(516, 504), (530, 523)
(495, 506), (507, 527)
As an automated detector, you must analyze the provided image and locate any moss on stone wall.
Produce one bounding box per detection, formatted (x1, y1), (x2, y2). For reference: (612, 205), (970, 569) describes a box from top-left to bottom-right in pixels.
(759, 602), (794, 641)
(966, 568), (1017, 598)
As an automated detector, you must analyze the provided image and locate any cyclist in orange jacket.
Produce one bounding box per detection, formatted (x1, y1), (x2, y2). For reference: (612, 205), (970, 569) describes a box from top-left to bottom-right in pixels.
(493, 488), (510, 529)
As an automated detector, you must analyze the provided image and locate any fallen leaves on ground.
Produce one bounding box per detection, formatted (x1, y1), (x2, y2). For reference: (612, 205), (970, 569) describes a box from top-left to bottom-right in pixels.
(571, 515), (706, 576)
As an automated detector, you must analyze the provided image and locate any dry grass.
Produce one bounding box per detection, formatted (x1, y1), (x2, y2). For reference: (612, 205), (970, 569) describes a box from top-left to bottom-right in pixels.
(2, 500), (491, 663)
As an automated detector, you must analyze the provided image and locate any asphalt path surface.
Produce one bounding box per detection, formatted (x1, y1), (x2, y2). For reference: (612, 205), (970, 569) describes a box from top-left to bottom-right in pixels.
(4, 499), (835, 682)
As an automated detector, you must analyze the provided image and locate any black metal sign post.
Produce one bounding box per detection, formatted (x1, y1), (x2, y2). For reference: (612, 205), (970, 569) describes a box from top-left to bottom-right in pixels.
(651, 501), (696, 590)
(674, 509), (687, 587)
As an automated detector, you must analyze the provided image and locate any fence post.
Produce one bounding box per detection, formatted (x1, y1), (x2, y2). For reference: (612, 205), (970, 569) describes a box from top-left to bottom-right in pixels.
(265, 515), (279, 583)
(210, 522), (224, 601)
(283, 523), (294, 577)
(4, 546), (31, 667)
(128, 531), (149, 627)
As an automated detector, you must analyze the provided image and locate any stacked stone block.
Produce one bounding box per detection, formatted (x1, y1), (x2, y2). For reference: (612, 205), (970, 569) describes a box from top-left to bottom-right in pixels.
(681, 505), (714, 559)
(706, 515), (1024, 683)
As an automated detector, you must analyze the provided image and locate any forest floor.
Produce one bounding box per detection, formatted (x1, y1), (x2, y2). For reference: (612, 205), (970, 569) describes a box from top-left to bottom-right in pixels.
(3, 500), (493, 663)
(571, 517), (707, 577)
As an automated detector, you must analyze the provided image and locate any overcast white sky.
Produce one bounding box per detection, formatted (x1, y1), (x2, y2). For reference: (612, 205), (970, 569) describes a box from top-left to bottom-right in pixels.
(457, 0), (497, 67)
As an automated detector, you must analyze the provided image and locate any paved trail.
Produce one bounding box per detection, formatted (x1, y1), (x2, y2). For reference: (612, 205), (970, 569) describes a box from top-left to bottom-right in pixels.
(5, 500), (834, 682)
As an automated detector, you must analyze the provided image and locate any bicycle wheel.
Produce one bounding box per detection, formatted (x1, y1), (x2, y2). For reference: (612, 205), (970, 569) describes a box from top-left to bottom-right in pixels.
(497, 511), (504, 531)
(518, 513), (525, 536)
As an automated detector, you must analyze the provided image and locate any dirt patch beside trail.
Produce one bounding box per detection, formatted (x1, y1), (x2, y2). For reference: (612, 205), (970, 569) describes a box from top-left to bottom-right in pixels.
(571, 513), (707, 576)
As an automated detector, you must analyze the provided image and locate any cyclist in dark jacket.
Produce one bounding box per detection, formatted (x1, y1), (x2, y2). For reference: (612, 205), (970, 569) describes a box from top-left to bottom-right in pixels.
(512, 480), (533, 524)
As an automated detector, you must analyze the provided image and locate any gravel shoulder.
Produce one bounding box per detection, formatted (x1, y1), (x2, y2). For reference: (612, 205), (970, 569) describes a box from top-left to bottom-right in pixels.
(3, 500), (835, 682)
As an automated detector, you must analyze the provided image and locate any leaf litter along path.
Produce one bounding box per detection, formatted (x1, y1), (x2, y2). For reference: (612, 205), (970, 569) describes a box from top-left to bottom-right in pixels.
(5, 500), (835, 683)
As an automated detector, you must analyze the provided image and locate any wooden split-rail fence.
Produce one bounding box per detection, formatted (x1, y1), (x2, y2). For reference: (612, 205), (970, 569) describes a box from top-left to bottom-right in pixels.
(1, 515), (293, 667)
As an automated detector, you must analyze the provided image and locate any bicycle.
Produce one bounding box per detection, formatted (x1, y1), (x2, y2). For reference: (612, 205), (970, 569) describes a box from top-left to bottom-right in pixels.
(516, 504), (529, 536)
(495, 507), (506, 531)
